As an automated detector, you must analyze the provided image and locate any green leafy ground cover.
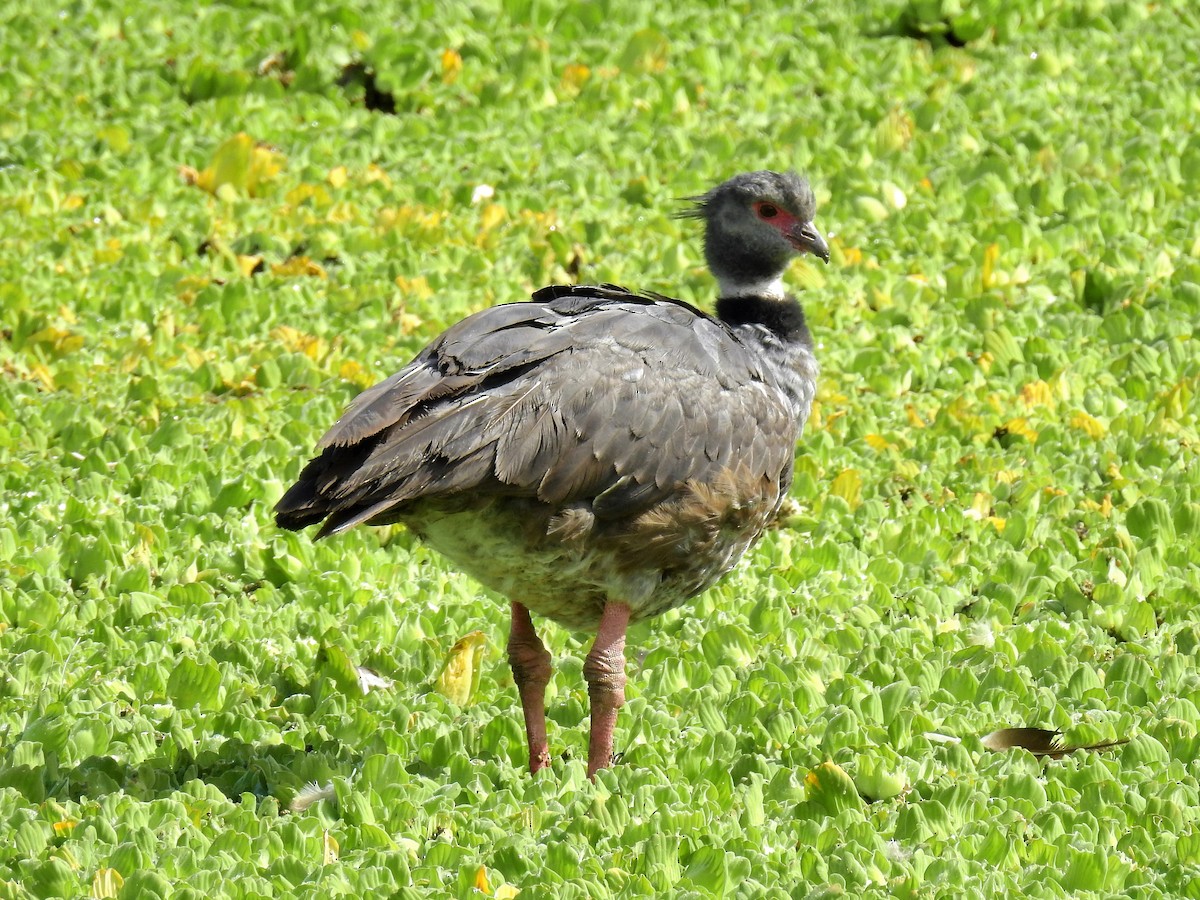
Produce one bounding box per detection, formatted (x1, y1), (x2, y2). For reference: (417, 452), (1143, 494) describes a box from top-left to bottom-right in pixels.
(2, 0), (1200, 896)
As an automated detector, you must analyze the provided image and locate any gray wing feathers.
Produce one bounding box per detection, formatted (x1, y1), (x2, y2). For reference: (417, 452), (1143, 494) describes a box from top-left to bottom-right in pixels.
(493, 397), (571, 486)
(276, 289), (800, 535)
(317, 362), (463, 450)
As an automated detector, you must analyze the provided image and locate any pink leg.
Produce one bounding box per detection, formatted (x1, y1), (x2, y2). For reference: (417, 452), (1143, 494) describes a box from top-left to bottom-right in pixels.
(507, 601), (553, 774)
(583, 602), (632, 779)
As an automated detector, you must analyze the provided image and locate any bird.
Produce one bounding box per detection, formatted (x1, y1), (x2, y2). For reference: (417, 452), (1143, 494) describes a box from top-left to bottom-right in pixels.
(274, 171), (829, 778)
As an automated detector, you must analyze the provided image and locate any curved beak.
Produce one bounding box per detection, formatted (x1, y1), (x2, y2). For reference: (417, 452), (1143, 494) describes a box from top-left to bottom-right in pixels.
(788, 221), (830, 264)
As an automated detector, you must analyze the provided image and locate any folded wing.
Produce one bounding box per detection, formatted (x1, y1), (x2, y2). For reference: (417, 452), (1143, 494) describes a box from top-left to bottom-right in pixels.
(274, 285), (798, 538)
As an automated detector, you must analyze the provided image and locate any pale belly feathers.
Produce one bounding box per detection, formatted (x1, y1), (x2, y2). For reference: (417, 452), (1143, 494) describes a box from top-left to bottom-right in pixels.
(401, 466), (783, 632)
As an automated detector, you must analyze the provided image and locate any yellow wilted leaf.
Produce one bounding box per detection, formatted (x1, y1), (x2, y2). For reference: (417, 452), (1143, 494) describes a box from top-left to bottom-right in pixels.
(294, 336), (324, 362)
(1021, 380), (1056, 409)
(272, 325), (327, 361)
(987, 516), (1007, 532)
(378, 204), (447, 235)
(364, 163), (391, 186)
(196, 134), (253, 194)
(237, 254), (264, 277)
(135, 525), (158, 551)
(1002, 417), (1039, 442)
(820, 408), (846, 430)
(840, 245), (863, 266)
(53, 819), (78, 837)
(807, 398), (823, 430)
(185, 803), (205, 828)
(91, 867), (124, 898)
(495, 885), (521, 899)
(980, 242), (1000, 290)
(326, 200), (358, 224)
(1082, 494), (1115, 517)
(560, 62), (590, 96)
(1070, 411), (1107, 439)
(219, 375), (256, 397)
(286, 183), (332, 208)
(936, 618), (962, 635)
(968, 492), (993, 518)
(905, 404), (926, 428)
(398, 312), (424, 335)
(436, 631), (488, 706)
(864, 434), (894, 451)
(323, 830), (339, 864)
(244, 140), (284, 193)
(474, 866), (490, 893)
(176, 274), (210, 303)
(828, 469), (862, 509)
(394, 275), (433, 300)
(479, 203), (507, 233)
(28, 326), (85, 356)
(328, 165), (348, 188)
(27, 362), (54, 388)
(271, 256), (327, 279)
(338, 360), (372, 387)
(95, 239), (122, 264)
(63, 193), (85, 210)
(442, 48), (463, 83)
(195, 133), (285, 198)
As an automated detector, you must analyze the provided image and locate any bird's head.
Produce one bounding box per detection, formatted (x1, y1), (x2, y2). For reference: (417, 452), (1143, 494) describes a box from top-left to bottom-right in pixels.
(680, 170), (828, 300)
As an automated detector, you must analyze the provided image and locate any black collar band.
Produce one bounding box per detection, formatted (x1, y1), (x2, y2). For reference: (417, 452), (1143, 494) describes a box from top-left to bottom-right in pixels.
(715, 295), (812, 346)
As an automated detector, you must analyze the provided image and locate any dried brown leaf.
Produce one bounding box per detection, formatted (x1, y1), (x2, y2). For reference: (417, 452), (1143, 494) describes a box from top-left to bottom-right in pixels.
(981, 727), (1128, 759)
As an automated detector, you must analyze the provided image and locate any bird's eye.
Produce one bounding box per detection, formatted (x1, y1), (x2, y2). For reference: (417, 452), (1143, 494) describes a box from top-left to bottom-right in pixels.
(756, 202), (779, 219)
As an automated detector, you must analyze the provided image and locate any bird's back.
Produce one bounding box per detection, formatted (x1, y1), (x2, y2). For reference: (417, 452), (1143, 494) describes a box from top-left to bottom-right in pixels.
(275, 284), (806, 629)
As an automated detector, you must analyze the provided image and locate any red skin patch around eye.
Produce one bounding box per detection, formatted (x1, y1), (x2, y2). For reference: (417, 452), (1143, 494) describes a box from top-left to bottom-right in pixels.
(753, 202), (805, 248)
